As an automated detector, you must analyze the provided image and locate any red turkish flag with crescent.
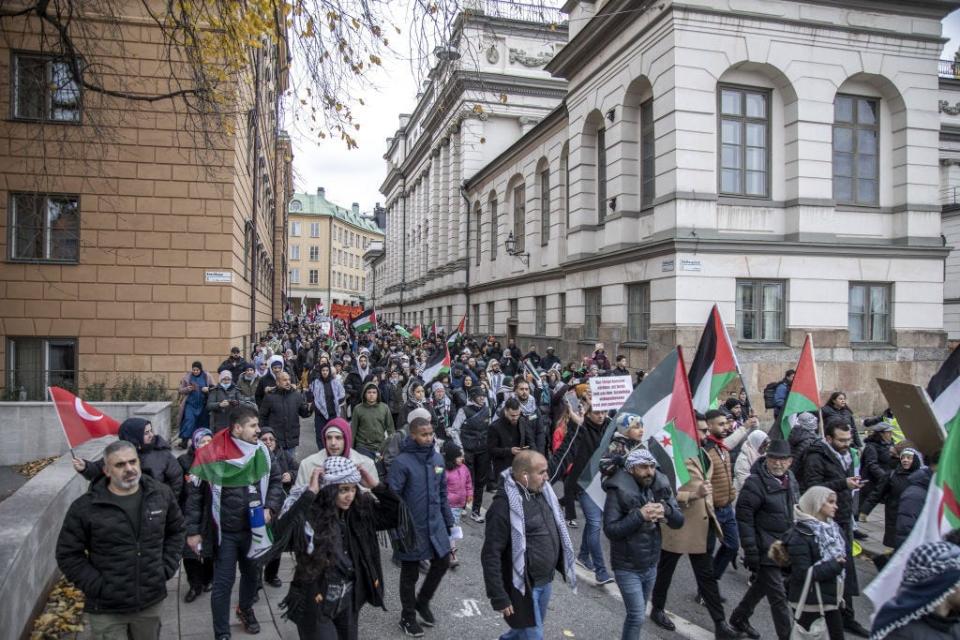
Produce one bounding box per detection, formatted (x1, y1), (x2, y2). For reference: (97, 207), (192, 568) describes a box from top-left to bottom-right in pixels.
(49, 386), (121, 448)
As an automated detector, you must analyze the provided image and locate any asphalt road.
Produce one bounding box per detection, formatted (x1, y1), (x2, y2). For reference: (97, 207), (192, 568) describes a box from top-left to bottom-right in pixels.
(286, 417), (879, 640)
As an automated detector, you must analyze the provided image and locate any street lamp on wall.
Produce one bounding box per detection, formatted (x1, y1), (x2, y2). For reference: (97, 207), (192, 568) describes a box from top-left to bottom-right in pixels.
(504, 231), (529, 266)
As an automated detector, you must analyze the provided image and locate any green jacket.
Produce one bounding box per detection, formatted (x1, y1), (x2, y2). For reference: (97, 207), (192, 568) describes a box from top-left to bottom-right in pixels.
(351, 382), (395, 451)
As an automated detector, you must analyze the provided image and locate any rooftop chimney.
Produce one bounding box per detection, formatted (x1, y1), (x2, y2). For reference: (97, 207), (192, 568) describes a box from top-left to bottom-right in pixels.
(352, 203), (360, 215)
(317, 187), (325, 197)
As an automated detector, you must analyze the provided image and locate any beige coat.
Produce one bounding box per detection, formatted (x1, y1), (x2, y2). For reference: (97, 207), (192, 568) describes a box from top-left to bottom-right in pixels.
(661, 455), (722, 555)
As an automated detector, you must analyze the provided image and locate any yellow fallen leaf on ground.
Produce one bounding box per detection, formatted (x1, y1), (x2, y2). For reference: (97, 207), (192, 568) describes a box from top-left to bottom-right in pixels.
(563, 630), (576, 637)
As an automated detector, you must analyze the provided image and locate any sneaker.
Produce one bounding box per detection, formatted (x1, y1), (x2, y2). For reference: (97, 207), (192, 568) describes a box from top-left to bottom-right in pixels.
(470, 511), (485, 524)
(576, 557), (595, 572)
(216, 635), (231, 640)
(566, 519), (578, 528)
(236, 608), (260, 634)
(399, 618), (425, 637)
(415, 601), (436, 627)
(595, 574), (614, 586)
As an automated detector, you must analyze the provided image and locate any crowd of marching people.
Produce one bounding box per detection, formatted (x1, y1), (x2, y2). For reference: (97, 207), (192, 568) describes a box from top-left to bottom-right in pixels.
(53, 316), (960, 640)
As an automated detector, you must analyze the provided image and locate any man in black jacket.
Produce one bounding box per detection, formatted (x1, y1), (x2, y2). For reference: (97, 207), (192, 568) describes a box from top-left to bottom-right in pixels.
(186, 406), (285, 640)
(488, 398), (537, 482)
(729, 439), (798, 640)
(450, 386), (493, 523)
(603, 448), (683, 640)
(801, 420), (869, 638)
(57, 440), (184, 639)
(219, 346), (246, 382)
(859, 421), (896, 518)
(482, 451), (576, 639)
(258, 371), (312, 455)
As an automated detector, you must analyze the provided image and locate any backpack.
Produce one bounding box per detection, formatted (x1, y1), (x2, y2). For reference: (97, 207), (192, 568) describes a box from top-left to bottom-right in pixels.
(763, 381), (779, 409)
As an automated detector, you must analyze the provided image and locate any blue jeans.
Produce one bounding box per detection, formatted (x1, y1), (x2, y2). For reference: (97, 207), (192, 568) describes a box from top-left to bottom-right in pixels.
(500, 583), (552, 640)
(211, 530), (258, 637)
(615, 567), (658, 640)
(708, 504), (740, 581)
(577, 493), (610, 580)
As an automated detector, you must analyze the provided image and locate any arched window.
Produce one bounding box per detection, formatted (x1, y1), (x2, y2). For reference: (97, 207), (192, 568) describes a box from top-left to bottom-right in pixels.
(560, 143), (569, 231)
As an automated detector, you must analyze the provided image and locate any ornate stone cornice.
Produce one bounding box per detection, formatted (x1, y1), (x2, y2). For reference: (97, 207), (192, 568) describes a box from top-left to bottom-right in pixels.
(940, 100), (960, 115)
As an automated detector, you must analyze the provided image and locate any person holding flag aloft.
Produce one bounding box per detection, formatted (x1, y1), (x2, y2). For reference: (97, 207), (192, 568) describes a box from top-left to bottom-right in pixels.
(186, 405), (285, 640)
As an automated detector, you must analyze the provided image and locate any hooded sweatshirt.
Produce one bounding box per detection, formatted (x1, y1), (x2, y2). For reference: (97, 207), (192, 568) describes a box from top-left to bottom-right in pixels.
(350, 382), (395, 452)
(294, 417), (379, 489)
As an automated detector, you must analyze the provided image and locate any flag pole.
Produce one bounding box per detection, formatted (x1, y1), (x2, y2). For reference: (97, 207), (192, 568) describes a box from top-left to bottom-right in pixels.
(48, 386), (76, 459)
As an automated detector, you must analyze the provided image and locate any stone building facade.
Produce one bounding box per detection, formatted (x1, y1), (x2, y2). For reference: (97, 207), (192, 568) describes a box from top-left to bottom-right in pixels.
(0, 4), (292, 398)
(379, 0), (960, 412)
(286, 188), (383, 312)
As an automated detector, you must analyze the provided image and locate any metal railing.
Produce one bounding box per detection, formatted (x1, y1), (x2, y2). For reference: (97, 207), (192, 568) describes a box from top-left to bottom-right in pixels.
(940, 59), (960, 79)
(942, 186), (960, 208)
(463, 0), (566, 25)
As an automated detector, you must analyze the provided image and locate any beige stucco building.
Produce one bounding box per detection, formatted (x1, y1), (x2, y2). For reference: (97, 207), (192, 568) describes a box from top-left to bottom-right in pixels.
(0, 4), (292, 398)
(378, 0), (960, 412)
(286, 188), (384, 313)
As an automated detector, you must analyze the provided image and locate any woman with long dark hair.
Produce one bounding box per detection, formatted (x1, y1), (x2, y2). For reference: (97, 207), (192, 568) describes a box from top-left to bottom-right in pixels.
(271, 456), (401, 639)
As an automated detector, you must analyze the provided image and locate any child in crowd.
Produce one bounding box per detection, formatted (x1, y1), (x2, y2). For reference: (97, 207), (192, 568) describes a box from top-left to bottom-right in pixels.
(443, 441), (473, 568)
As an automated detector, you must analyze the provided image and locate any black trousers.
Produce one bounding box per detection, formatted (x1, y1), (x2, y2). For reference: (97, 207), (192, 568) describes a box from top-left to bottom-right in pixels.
(183, 557), (214, 589)
(295, 604), (359, 640)
(399, 554), (450, 621)
(651, 550), (725, 623)
(264, 556), (281, 582)
(798, 609), (844, 640)
(837, 520), (859, 623)
(464, 449), (489, 513)
(731, 565), (792, 640)
(561, 475), (580, 521)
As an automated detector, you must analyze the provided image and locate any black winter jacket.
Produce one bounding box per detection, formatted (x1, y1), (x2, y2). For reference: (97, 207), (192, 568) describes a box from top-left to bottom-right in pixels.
(735, 458), (799, 567)
(488, 413), (537, 479)
(56, 475), (185, 613)
(783, 518), (845, 608)
(602, 469), (682, 571)
(459, 403), (493, 452)
(895, 466), (932, 548)
(219, 356), (247, 383)
(254, 371), (278, 406)
(861, 433), (897, 506)
(176, 451), (214, 560)
(206, 384), (256, 432)
(184, 452), (285, 536)
(800, 439), (855, 525)
(81, 436), (183, 498)
(258, 387), (312, 450)
(482, 488), (570, 630)
(344, 367), (375, 408)
(865, 455), (922, 548)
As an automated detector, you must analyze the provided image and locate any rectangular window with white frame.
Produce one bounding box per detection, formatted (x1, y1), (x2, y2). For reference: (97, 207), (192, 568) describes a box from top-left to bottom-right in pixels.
(289, 268), (300, 284)
(535, 296), (546, 336)
(584, 287), (602, 340)
(849, 282), (890, 343)
(719, 86), (769, 198)
(513, 184), (526, 253)
(290, 221), (301, 236)
(13, 54), (81, 123)
(833, 95), (879, 206)
(736, 279), (785, 342)
(626, 282), (651, 343)
(7, 337), (76, 400)
(310, 222), (320, 237)
(310, 246), (319, 261)
(640, 100), (655, 208)
(290, 245), (300, 261)
(10, 192), (79, 262)
(309, 269), (319, 285)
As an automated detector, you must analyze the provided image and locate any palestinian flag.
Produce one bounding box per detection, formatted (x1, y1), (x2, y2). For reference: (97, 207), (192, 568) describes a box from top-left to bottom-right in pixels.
(395, 324), (411, 339)
(579, 347), (701, 507)
(865, 347), (960, 617)
(447, 315), (466, 345)
(191, 428), (270, 486)
(421, 344), (451, 383)
(689, 304), (742, 413)
(190, 429), (274, 558)
(411, 325), (423, 342)
(351, 308), (376, 332)
(775, 334), (820, 440)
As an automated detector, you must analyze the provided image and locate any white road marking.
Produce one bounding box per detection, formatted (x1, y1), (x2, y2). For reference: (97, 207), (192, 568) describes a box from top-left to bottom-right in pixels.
(572, 564), (715, 640)
(451, 598), (484, 618)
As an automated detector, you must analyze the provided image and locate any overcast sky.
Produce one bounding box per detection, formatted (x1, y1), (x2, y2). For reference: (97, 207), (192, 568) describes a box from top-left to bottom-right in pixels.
(286, 9), (960, 216)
